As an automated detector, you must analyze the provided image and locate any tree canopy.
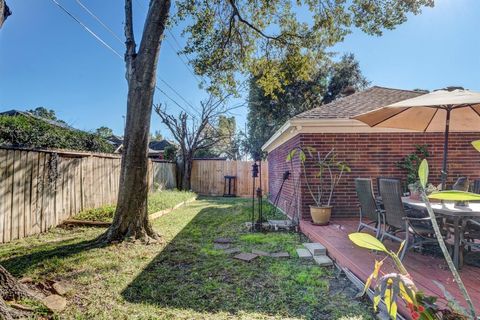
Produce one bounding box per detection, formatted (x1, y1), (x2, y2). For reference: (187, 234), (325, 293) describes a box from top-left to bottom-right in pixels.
(95, 126), (114, 138)
(246, 53), (368, 157)
(175, 0), (433, 95)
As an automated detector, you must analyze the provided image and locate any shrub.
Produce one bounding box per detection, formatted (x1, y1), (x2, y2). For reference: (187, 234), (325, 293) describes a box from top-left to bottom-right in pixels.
(0, 115), (114, 153)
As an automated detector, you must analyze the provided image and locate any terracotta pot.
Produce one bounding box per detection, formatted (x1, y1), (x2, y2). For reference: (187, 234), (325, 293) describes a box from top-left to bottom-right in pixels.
(310, 206), (332, 225)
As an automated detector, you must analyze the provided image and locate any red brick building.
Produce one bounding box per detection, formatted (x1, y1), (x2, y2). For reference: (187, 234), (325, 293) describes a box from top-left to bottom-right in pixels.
(263, 86), (480, 219)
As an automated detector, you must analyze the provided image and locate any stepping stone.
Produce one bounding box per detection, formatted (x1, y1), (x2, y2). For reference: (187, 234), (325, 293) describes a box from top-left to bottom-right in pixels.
(214, 243), (230, 250)
(271, 252), (290, 258)
(52, 281), (70, 296)
(303, 242), (326, 256)
(223, 247), (241, 254)
(214, 237), (234, 244)
(268, 220), (293, 230)
(296, 248), (313, 259)
(233, 253), (258, 262)
(313, 255), (333, 267)
(252, 249), (271, 257)
(42, 294), (67, 312)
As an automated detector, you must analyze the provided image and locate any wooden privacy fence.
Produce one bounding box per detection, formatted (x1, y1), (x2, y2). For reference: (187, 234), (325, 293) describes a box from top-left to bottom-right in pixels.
(0, 147), (176, 244)
(0, 147), (262, 243)
(191, 159), (268, 197)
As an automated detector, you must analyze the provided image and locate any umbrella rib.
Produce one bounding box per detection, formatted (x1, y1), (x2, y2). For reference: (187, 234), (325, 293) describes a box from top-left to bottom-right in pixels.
(370, 108), (410, 127)
(469, 105), (480, 118)
(423, 108), (439, 132)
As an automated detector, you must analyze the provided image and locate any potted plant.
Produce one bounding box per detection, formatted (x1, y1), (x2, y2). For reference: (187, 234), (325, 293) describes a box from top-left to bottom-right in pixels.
(287, 147), (350, 225)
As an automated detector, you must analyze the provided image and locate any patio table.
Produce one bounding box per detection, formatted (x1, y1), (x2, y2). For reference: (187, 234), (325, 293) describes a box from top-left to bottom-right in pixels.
(402, 197), (480, 268)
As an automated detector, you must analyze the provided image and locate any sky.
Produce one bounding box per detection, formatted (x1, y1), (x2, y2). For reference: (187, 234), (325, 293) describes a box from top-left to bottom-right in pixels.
(1, 0), (479, 139)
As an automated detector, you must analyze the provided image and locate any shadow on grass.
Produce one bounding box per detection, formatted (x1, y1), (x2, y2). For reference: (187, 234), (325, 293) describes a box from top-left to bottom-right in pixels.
(121, 198), (371, 319)
(0, 235), (106, 278)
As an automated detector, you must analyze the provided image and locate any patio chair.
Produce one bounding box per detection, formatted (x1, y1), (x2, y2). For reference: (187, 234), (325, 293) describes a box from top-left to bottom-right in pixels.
(463, 218), (480, 252)
(375, 177), (401, 198)
(471, 179), (480, 194)
(355, 178), (385, 238)
(452, 177), (469, 191)
(379, 178), (440, 260)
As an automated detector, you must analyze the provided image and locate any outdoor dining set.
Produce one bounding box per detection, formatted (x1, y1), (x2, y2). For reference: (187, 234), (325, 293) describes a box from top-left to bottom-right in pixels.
(355, 177), (480, 269)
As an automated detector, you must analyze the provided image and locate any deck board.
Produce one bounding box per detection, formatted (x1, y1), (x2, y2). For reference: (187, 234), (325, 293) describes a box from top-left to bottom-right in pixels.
(300, 218), (480, 318)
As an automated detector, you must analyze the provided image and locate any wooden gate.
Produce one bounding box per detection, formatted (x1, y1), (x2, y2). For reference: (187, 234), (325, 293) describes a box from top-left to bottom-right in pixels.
(190, 160), (268, 197)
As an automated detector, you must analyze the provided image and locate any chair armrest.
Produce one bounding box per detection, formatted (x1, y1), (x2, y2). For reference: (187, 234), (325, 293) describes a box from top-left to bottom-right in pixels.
(467, 219), (480, 227)
(403, 217), (431, 221)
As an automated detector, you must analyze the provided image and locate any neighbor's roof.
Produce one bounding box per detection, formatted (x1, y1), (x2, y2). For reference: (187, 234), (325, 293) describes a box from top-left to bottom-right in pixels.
(293, 86), (424, 120)
(149, 140), (172, 151)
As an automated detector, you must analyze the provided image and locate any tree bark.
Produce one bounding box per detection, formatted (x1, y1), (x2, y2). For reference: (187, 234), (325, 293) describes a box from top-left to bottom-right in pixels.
(181, 154), (193, 190)
(0, 0), (11, 29)
(0, 7), (35, 320)
(0, 265), (34, 319)
(101, 0), (171, 243)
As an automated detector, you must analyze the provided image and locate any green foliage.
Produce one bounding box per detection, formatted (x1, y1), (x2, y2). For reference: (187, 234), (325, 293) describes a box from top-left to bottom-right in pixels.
(246, 53), (368, 157)
(74, 190), (196, 222)
(27, 107), (66, 124)
(471, 140), (480, 152)
(397, 144), (430, 187)
(323, 53), (370, 103)
(349, 232), (469, 320)
(287, 147), (350, 207)
(163, 144), (177, 161)
(95, 126), (114, 138)
(348, 233), (387, 252)
(175, 0), (432, 95)
(428, 190), (480, 201)
(0, 115), (113, 153)
(151, 130), (164, 141)
(74, 205), (116, 222)
(418, 159), (428, 188)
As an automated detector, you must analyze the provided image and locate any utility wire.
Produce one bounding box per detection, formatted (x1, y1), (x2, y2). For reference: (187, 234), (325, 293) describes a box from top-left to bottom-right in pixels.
(73, 0), (201, 116)
(51, 0), (122, 59)
(50, 0), (198, 118)
(75, 0), (123, 43)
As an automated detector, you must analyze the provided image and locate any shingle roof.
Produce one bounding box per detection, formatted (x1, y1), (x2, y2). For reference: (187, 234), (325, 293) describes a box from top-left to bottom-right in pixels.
(149, 140), (171, 151)
(293, 86), (425, 120)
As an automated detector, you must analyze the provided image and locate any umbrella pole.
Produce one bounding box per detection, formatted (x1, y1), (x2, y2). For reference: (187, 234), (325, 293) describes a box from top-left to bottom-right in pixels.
(441, 107), (451, 190)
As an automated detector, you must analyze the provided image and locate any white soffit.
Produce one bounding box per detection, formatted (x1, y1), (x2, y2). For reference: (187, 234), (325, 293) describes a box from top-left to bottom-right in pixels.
(261, 118), (419, 153)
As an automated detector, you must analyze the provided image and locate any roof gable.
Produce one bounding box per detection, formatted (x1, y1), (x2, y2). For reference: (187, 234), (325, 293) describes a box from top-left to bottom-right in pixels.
(293, 86), (425, 120)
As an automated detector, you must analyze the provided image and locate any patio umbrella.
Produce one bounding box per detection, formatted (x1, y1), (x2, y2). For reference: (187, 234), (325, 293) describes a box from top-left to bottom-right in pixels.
(353, 88), (480, 189)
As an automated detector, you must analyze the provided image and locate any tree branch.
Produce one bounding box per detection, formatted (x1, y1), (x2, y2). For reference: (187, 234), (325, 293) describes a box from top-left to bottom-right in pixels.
(124, 0), (136, 76)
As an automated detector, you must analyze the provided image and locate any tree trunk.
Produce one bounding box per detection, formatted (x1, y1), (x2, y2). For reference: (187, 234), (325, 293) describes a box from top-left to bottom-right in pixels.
(101, 0), (171, 243)
(181, 157), (193, 190)
(0, 0), (11, 29)
(0, 7), (33, 320)
(0, 265), (34, 319)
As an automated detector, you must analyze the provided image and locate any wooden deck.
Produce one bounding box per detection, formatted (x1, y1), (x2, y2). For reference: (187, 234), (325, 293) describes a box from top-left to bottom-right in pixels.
(300, 218), (480, 318)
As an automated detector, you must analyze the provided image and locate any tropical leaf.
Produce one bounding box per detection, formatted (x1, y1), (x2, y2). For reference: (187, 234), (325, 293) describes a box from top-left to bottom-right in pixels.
(396, 240), (406, 256)
(299, 150), (306, 162)
(359, 259), (385, 297)
(428, 190), (480, 201)
(286, 149), (297, 162)
(418, 159), (428, 188)
(433, 281), (469, 316)
(472, 140), (480, 153)
(349, 233), (388, 252)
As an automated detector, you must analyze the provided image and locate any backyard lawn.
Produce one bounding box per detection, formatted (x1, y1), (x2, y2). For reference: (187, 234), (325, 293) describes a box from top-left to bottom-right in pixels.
(0, 197), (373, 319)
(73, 190), (196, 222)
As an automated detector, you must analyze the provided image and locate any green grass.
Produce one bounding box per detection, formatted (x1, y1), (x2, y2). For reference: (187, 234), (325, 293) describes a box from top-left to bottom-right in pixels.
(73, 190), (196, 222)
(0, 198), (373, 319)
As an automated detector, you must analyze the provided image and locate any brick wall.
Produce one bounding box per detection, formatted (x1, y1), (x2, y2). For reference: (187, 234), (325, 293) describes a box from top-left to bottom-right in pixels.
(268, 132), (480, 219)
(267, 135), (303, 218)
